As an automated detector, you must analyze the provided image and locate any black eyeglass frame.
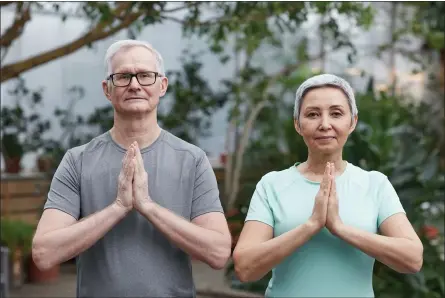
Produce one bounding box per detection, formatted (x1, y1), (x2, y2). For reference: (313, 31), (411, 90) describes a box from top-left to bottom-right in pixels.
(106, 71), (164, 87)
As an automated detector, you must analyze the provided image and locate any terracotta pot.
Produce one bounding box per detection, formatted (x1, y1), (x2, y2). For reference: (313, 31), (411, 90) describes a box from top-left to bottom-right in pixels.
(4, 157), (21, 174)
(10, 248), (25, 288)
(36, 156), (53, 173)
(27, 257), (60, 283)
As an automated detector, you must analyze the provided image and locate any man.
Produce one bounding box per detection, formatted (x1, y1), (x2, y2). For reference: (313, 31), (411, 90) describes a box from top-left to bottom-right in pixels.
(32, 40), (232, 298)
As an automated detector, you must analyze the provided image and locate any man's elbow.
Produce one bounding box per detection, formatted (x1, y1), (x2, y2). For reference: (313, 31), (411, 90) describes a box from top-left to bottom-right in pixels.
(32, 238), (55, 271)
(208, 239), (231, 270)
(209, 246), (231, 270)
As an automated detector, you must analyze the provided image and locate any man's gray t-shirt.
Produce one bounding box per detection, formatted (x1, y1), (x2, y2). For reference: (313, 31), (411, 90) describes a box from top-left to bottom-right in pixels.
(44, 129), (224, 298)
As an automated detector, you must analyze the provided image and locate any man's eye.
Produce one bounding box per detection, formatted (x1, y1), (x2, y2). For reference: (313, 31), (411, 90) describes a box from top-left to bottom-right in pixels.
(116, 74), (131, 80)
(140, 72), (154, 78)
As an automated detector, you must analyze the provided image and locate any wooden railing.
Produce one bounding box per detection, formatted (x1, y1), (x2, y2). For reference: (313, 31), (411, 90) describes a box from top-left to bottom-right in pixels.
(0, 173), (51, 226)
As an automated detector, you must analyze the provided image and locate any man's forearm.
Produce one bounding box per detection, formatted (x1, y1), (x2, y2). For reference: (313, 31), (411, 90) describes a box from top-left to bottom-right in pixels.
(138, 201), (231, 269)
(334, 224), (423, 273)
(33, 202), (128, 270)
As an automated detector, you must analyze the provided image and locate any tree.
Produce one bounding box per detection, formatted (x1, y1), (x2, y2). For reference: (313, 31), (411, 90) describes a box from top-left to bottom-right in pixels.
(1, 2), (373, 83)
(216, 2), (375, 209)
(0, 2), (196, 82)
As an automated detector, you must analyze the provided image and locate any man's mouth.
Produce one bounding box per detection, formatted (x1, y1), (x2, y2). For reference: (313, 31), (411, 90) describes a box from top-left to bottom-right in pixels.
(125, 97), (146, 101)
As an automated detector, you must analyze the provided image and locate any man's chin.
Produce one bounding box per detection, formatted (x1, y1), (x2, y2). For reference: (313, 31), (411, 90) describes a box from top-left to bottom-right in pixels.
(116, 106), (156, 116)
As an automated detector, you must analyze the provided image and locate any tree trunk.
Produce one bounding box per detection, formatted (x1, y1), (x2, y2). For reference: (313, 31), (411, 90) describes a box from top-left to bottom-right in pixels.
(226, 99), (269, 210)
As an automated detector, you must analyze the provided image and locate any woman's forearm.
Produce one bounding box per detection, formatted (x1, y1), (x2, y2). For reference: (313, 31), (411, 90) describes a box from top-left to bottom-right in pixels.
(233, 221), (319, 282)
(334, 224), (423, 273)
(32, 202), (128, 270)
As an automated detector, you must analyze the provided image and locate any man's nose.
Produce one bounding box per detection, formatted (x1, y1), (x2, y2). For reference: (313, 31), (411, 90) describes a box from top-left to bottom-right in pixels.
(128, 76), (141, 90)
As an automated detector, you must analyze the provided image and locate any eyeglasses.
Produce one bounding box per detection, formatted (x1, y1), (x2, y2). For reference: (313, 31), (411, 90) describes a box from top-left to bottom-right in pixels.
(107, 71), (163, 87)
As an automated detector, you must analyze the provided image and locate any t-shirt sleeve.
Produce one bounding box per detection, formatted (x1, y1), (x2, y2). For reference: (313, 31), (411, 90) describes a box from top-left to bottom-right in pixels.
(43, 150), (81, 220)
(244, 178), (274, 228)
(377, 175), (406, 227)
(190, 151), (223, 220)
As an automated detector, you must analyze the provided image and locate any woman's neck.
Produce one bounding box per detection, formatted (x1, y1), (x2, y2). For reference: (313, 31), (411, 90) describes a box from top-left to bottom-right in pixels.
(299, 151), (347, 177)
(110, 112), (161, 149)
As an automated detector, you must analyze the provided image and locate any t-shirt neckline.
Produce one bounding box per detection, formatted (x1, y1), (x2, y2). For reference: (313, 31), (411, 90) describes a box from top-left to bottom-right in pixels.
(106, 129), (165, 153)
(292, 161), (350, 185)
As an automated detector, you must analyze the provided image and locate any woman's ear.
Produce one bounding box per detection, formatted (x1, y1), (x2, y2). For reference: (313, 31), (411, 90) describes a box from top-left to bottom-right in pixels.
(349, 115), (358, 134)
(294, 118), (302, 136)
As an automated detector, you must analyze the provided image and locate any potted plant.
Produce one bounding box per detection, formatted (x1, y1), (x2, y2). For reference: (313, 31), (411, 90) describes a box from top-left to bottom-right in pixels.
(0, 218), (34, 289)
(1, 133), (24, 174)
(1, 78), (51, 174)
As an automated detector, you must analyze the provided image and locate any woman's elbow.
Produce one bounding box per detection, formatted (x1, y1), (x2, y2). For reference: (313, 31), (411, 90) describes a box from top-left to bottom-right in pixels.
(233, 249), (255, 283)
(399, 243), (424, 274)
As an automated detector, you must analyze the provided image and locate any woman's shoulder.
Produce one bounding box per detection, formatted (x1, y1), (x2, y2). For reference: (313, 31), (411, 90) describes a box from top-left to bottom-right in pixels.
(346, 162), (389, 184)
(258, 165), (298, 186)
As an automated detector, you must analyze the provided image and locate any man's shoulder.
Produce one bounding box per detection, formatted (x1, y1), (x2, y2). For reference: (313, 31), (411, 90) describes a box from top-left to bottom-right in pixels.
(66, 132), (111, 161)
(160, 130), (207, 162)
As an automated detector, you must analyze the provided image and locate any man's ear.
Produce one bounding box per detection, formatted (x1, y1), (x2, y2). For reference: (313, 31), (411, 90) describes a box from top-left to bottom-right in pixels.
(159, 76), (168, 97)
(102, 80), (112, 101)
(349, 115), (358, 134)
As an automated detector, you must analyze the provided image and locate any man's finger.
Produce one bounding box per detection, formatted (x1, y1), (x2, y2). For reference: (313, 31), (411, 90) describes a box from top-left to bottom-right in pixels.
(124, 148), (133, 178)
(135, 142), (145, 173)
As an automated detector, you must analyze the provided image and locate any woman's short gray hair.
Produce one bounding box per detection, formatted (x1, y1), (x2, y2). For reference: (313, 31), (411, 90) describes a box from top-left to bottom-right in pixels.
(104, 40), (165, 77)
(293, 74), (358, 121)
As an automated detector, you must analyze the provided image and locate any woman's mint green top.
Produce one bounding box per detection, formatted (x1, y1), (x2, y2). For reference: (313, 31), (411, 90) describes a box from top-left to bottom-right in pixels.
(245, 162), (405, 298)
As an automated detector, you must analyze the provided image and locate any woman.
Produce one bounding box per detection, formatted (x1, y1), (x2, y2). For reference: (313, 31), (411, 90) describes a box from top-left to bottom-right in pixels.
(232, 74), (423, 297)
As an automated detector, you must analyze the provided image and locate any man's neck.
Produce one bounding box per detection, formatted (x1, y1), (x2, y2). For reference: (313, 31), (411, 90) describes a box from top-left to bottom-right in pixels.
(110, 113), (162, 150)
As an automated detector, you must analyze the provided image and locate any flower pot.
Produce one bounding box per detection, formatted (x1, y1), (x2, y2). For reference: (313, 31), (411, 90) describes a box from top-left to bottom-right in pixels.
(4, 157), (21, 174)
(27, 257), (60, 283)
(9, 248), (25, 289)
(36, 156), (53, 173)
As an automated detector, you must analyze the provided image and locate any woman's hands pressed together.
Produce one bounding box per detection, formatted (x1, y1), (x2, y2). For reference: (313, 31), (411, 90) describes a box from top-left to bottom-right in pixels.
(308, 162), (344, 234)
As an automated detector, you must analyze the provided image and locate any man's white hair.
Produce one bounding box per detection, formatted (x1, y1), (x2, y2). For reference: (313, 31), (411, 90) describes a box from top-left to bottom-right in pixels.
(293, 74), (358, 122)
(104, 40), (165, 77)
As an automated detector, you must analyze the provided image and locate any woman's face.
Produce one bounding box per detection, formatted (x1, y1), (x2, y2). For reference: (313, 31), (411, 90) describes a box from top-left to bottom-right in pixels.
(295, 86), (357, 155)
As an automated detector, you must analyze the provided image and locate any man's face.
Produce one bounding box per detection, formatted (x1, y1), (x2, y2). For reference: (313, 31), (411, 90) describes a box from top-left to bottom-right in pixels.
(294, 86), (357, 155)
(102, 46), (168, 116)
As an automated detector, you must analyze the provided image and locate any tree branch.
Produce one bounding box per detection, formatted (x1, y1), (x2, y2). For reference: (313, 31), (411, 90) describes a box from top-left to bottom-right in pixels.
(0, 2), (32, 48)
(1, 7), (142, 82)
(0, 1), (14, 7)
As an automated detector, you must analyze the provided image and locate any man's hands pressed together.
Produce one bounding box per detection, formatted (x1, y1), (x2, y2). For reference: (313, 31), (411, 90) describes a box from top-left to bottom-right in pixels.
(115, 143), (136, 213)
(114, 142), (153, 213)
(132, 142), (153, 212)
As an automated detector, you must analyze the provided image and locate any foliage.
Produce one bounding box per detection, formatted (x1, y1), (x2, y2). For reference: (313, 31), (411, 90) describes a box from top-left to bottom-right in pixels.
(157, 51), (228, 143)
(225, 84), (445, 297)
(0, 78), (51, 159)
(0, 1), (374, 82)
(0, 218), (35, 255)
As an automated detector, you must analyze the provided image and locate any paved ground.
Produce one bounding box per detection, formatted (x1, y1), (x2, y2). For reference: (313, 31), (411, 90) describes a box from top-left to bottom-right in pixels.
(8, 261), (262, 298)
